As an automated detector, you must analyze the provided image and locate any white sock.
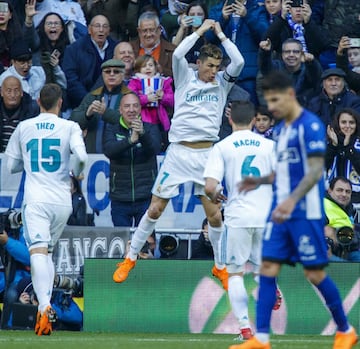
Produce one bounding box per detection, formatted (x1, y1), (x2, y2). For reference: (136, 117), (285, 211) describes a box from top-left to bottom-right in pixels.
(47, 253), (55, 295)
(128, 211), (158, 261)
(31, 253), (51, 313)
(208, 223), (224, 269)
(255, 333), (270, 343)
(228, 275), (250, 328)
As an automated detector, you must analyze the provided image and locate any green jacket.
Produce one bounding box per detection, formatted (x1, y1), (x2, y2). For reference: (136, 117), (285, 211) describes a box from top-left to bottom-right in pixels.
(70, 84), (131, 153)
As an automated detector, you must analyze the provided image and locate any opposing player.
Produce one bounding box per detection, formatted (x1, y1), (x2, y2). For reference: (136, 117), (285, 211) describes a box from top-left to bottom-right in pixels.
(112, 19), (244, 289)
(231, 71), (358, 349)
(204, 100), (276, 340)
(5, 84), (87, 336)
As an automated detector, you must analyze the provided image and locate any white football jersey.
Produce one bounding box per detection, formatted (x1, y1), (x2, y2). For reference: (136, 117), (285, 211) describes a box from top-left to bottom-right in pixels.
(169, 32), (244, 143)
(204, 130), (276, 227)
(5, 112), (86, 207)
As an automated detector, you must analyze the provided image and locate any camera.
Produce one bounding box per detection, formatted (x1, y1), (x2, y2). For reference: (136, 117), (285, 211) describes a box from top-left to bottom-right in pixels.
(290, 0), (303, 7)
(54, 273), (83, 297)
(0, 209), (22, 233)
(336, 226), (355, 247)
(159, 235), (179, 257)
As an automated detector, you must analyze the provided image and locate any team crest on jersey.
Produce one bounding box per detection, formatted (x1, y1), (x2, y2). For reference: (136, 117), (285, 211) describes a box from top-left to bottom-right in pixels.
(298, 235), (315, 256)
(310, 122), (320, 131)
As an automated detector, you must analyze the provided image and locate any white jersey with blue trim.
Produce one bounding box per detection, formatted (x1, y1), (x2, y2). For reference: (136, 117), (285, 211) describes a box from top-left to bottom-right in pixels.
(204, 130), (276, 227)
(5, 112), (86, 207)
(273, 109), (326, 220)
(169, 32), (244, 143)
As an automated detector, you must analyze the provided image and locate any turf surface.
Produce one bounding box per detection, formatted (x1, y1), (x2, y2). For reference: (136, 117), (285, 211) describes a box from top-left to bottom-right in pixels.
(0, 331), (339, 349)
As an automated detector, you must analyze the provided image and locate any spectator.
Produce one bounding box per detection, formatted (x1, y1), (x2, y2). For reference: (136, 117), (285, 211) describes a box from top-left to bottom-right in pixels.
(319, 0), (360, 69)
(113, 41), (136, 85)
(336, 36), (360, 95)
(130, 11), (176, 77)
(0, 221), (31, 329)
(0, 42), (49, 100)
(0, 0), (39, 69)
(0, 76), (39, 152)
(62, 14), (117, 109)
(67, 174), (88, 226)
(324, 176), (360, 262)
(172, 1), (208, 65)
(326, 108), (360, 205)
(128, 54), (174, 146)
(265, 0), (330, 58)
(263, 0), (282, 24)
(258, 38), (322, 106)
(160, 0), (190, 40)
(208, 0), (269, 104)
(71, 59), (131, 153)
(251, 105), (274, 139)
(80, 0), (147, 41)
(191, 218), (214, 259)
(14, 275), (83, 330)
(33, 12), (69, 69)
(33, 0), (87, 36)
(307, 68), (360, 126)
(103, 93), (162, 227)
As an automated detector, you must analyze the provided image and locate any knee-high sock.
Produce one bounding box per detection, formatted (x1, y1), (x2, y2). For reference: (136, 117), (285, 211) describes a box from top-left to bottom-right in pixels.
(128, 210), (158, 261)
(47, 253), (55, 296)
(208, 223), (224, 269)
(228, 275), (250, 328)
(256, 275), (277, 334)
(316, 275), (349, 332)
(31, 253), (51, 313)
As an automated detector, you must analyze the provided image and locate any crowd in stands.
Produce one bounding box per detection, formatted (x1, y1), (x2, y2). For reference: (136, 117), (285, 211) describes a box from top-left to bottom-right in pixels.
(0, 0), (360, 329)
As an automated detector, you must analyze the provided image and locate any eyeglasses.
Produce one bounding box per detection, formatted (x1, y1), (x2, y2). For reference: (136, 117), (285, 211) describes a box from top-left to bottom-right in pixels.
(138, 27), (159, 34)
(15, 60), (32, 67)
(103, 69), (123, 75)
(283, 49), (301, 55)
(45, 21), (62, 28)
(91, 23), (110, 30)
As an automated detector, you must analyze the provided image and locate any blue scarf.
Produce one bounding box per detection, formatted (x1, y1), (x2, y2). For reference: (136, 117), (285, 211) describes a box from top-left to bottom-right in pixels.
(286, 13), (308, 53)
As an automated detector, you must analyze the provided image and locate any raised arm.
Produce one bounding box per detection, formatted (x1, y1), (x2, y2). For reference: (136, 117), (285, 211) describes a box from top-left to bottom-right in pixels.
(172, 19), (216, 86)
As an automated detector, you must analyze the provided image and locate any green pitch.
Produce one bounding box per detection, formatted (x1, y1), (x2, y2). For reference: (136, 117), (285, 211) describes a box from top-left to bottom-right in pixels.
(0, 331), (339, 349)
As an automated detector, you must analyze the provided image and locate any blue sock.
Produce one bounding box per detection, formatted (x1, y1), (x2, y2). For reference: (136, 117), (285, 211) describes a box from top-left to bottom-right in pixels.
(316, 275), (349, 332)
(256, 275), (277, 333)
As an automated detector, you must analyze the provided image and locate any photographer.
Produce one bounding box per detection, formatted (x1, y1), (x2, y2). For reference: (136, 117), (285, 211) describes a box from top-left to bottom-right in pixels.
(324, 176), (360, 261)
(0, 209), (31, 328)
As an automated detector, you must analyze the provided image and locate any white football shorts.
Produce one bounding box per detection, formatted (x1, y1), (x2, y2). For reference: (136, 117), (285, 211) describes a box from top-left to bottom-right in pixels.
(220, 225), (263, 273)
(152, 142), (211, 198)
(22, 202), (72, 252)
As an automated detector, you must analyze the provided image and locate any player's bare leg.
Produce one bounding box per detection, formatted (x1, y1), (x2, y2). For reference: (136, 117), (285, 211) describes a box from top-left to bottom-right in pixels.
(200, 196), (228, 290)
(113, 195), (169, 283)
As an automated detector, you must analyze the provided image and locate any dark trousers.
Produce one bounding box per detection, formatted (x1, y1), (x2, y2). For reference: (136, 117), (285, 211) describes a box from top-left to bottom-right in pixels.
(111, 199), (150, 227)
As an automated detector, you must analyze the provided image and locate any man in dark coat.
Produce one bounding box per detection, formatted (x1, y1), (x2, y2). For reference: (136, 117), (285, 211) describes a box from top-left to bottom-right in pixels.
(308, 68), (360, 126)
(62, 15), (117, 108)
(0, 76), (39, 152)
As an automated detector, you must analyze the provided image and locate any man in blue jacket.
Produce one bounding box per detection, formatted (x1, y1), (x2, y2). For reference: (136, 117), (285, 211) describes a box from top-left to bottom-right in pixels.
(62, 15), (117, 109)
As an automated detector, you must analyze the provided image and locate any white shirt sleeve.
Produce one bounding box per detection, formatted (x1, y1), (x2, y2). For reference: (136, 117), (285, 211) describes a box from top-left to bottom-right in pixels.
(5, 126), (23, 174)
(203, 144), (225, 182)
(69, 122), (87, 177)
(172, 32), (201, 88)
(221, 38), (244, 82)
